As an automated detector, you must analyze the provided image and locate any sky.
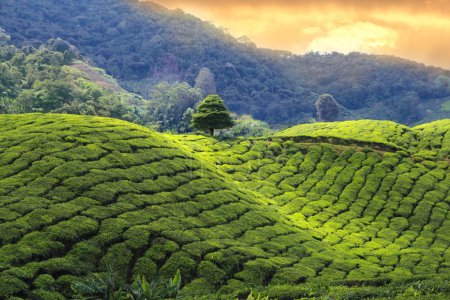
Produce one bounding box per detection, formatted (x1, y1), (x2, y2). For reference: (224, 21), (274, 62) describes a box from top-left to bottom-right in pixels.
(148, 0), (450, 69)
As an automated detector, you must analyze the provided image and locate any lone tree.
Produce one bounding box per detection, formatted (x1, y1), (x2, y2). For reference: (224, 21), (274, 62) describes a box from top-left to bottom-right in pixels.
(316, 94), (339, 122)
(192, 94), (234, 136)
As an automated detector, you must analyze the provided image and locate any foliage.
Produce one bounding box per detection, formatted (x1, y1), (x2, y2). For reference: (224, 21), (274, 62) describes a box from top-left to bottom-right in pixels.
(246, 290), (269, 300)
(219, 114), (273, 138)
(435, 75), (450, 92)
(192, 94), (234, 135)
(129, 270), (181, 300)
(72, 267), (181, 300)
(442, 100), (450, 112)
(146, 81), (202, 133)
(71, 265), (126, 300)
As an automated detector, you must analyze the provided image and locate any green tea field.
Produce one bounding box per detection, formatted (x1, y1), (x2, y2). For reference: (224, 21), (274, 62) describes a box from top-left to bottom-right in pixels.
(1, 114), (449, 299)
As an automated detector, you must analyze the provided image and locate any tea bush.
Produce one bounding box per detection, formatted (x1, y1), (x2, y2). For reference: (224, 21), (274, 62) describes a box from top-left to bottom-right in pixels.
(0, 115), (449, 298)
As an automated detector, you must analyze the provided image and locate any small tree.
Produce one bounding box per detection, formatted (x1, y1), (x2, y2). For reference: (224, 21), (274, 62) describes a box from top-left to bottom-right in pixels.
(315, 94), (339, 122)
(194, 67), (216, 97)
(192, 94), (234, 135)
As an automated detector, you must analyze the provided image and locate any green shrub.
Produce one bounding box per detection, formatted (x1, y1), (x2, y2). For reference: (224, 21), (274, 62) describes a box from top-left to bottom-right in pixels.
(159, 252), (197, 283)
(100, 243), (133, 279)
(0, 275), (29, 298)
(197, 261), (227, 285)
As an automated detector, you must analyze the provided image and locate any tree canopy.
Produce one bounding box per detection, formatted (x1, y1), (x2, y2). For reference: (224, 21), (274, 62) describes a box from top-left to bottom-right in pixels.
(0, 42), (145, 123)
(146, 81), (202, 132)
(192, 94), (234, 135)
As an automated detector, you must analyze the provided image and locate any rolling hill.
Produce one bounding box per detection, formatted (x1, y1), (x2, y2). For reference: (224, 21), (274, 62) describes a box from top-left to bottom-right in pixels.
(0, 114), (449, 299)
(1, 0), (450, 125)
(276, 120), (415, 151)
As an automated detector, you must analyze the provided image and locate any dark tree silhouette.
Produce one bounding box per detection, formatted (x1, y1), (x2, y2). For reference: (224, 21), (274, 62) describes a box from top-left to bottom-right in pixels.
(316, 94), (339, 122)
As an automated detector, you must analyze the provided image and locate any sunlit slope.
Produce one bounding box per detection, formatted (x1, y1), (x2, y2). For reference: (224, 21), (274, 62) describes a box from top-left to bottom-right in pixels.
(413, 119), (450, 158)
(277, 119), (450, 157)
(276, 120), (414, 151)
(1, 115), (449, 298)
(0, 114), (332, 298)
(174, 124), (450, 294)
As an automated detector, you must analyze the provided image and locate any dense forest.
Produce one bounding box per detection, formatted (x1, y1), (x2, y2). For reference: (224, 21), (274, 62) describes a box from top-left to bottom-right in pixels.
(1, 0), (450, 126)
(0, 39), (271, 136)
(0, 39), (146, 121)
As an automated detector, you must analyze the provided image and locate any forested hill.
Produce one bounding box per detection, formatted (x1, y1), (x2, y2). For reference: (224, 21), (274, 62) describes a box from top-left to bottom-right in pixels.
(2, 0), (450, 125)
(0, 42), (150, 123)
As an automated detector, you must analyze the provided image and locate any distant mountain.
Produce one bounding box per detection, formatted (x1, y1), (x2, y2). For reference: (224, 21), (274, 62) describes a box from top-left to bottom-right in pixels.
(1, 0), (450, 125)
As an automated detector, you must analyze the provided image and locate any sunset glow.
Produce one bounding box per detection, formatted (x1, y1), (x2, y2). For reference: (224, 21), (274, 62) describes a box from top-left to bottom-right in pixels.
(149, 0), (450, 69)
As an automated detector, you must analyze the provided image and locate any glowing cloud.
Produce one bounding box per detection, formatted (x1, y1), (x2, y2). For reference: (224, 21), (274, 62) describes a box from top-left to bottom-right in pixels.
(307, 22), (399, 54)
(146, 0), (450, 69)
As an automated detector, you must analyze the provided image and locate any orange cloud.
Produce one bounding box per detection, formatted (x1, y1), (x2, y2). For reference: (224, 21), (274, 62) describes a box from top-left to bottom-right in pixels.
(145, 0), (450, 69)
(307, 22), (399, 54)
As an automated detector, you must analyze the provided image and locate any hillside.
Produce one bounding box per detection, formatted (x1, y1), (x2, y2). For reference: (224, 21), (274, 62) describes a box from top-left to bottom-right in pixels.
(1, 0), (450, 125)
(414, 120), (450, 158)
(282, 53), (450, 124)
(1, 114), (449, 299)
(277, 119), (450, 157)
(277, 120), (414, 151)
(0, 42), (150, 124)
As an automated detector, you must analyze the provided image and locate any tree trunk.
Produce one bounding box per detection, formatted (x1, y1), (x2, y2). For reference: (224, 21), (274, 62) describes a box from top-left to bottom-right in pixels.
(209, 128), (214, 136)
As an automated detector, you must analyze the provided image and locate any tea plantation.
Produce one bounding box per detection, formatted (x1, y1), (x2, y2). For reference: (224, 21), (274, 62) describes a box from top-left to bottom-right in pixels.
(1, 114), (449, 299)
(276, 120), (415, 151)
